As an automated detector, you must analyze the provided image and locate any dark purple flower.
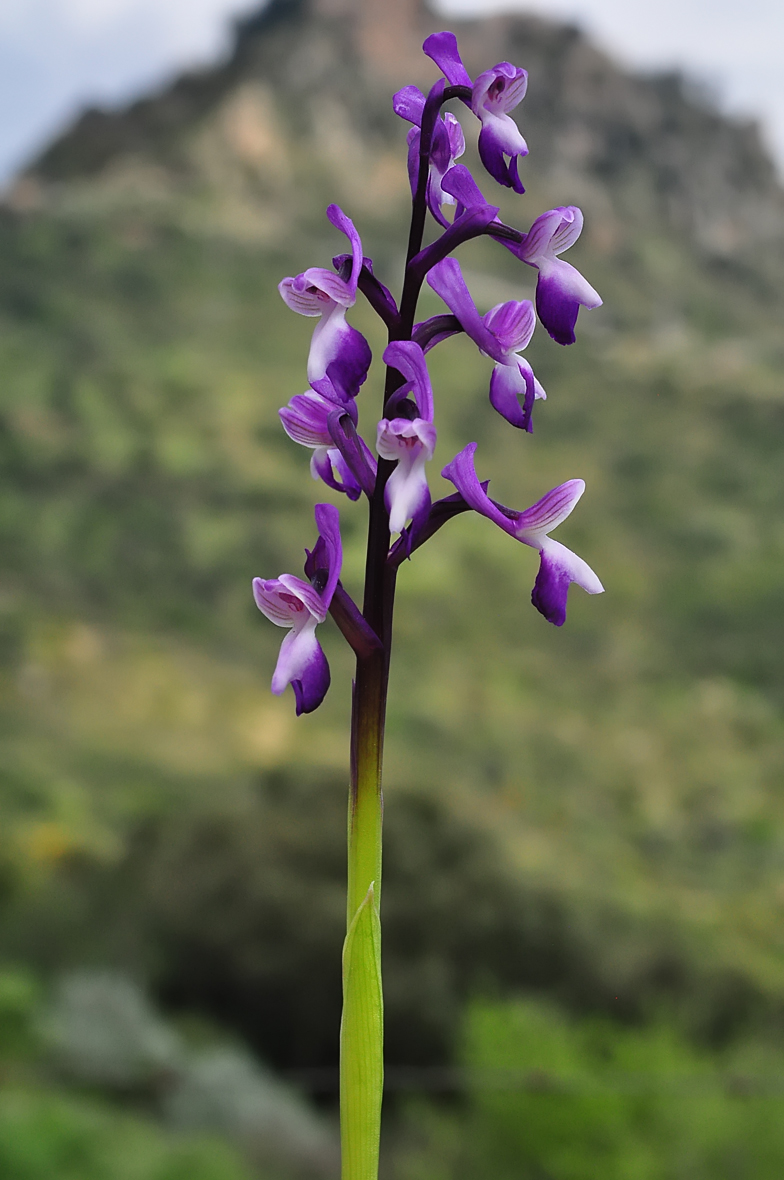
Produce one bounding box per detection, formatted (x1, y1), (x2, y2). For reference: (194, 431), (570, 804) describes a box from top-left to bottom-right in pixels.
(442, 443), (603, 625)
(394, 85), (465, 227)
(278, 205), (372, 399)
(513, 206), (602, 345)
(427, 257), (545, 431)
(376, 341), (437, 535)
(252, 504), (342, 714)
(423, 33), (528, 193)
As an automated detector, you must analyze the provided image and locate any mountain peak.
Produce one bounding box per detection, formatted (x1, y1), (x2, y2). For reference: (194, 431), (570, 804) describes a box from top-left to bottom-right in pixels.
(9, 0), (784, 268)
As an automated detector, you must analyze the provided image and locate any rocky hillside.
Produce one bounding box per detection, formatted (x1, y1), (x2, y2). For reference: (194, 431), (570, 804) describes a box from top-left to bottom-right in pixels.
(10, 0), (784, 268)
(1, 0), (784, 1084)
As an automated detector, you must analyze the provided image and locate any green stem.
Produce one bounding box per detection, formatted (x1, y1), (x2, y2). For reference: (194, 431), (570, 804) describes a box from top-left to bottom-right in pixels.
(341, 609), (395, 1177)
(340, 79), (463, 1179)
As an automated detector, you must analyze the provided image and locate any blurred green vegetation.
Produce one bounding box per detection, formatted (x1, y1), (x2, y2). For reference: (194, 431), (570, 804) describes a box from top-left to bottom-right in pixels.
(0, 1088), (252, 1180)
(398, 997), (784, 1180)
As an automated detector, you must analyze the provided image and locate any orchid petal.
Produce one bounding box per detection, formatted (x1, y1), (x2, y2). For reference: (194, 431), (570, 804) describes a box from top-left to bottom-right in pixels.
(441, 444), (518, 537)
(440, 164), (489, 210)
(377, 417), (437, 536)
(532, 540), (604, 626)
(307, 309), (371, 397)
(327, 409), (377, 498)
(300, 266), (354, 307)
(472, 63), (528, 118)
(423, 31), (473, 88)
(520, 207), (583, 263)
(382, 340), (434, 422)
(441, 444), (602, 625)
(427, 258), (507, 364)
(488, 361), (535, 432)
(279, 390), (358, 449)
(311, 502), (342, 608)
(484, 299), (536, 353)
(393, 84), (426, 126)
(444, 113), (465, 161)
(273, 622), (330, 714)
(326, 204), (363, 297)
(536, 260), (602, 346)
(478, 121), (526, 193)
(310, 446), (363, 501)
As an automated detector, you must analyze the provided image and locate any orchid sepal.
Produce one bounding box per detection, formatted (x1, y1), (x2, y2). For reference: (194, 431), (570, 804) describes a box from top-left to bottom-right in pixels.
(441, 443), (603, 625)
(252, 505), (343, 714)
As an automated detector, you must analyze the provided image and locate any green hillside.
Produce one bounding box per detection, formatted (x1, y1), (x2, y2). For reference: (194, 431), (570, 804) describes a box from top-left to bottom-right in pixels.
(1, 0), (784, 1171)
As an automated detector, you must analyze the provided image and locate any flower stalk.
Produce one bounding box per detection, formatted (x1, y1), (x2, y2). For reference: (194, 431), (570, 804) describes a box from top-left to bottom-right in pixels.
(254, 30), (606, 1180)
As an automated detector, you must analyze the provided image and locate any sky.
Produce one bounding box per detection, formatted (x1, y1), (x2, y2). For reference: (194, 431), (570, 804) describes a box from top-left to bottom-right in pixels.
(0, 0), (782, 184)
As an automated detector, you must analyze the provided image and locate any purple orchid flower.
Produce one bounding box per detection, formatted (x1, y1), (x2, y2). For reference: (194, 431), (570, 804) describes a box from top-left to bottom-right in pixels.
(252, 504), (342, 714)
(279, 388), (376, 501)
(278, 205), (372, 399)
(393, 84), (466, 227)
(427, 256), (545, 431)
(512, 206), (602, 345)
(423, 32), (528, 193)
(376, 341), (437, 535)
(442, 443), (603, 626)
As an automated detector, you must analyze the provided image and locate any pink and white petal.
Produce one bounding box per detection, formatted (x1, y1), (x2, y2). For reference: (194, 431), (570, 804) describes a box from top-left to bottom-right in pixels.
(536, 260), (602, 346)
(300, 266), (354, 308)
(310, 447), (361, 501)
(279, 392), (335, 448)
(385, 452), (432, 535)
(479, 111), (528, 158)
(513, 479), (586, 542)
(310, 445), (330, 480)
(252, 577), (299, 626)
(320, 323), (372, 400)
(278, 277), (327, 317)
(271, 621), (330, 715)
(514, 356), (547, 402)
(517, 208), (565, 266)
(478, 123), (526, 193)
(472, 63), (528, 117)
(376, 417), (437, 462)
(549, 206), (584, 255)
(531, 539), (603, 627)
(488, 361), (535, 431)
(542, 258), (602, 309)
(483, 299), (535, 353)
(444, 112), (465, 160)
(277, 573), (328, 623)
(307, 306), (349, 383)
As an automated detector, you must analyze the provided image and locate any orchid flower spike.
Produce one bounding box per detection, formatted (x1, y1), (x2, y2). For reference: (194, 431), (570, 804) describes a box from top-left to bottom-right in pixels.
(515, 206), (602, 345)
(252, 504), (342, 715)
(393, 84), (466, 227)
(278, 205), (372, 399)
(279, 388), (376, 501)
(376, 341), (437, 536)
(442, 443), (603, 625)
(423, 32), (528, 193)
(427, 256), (545, 431)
